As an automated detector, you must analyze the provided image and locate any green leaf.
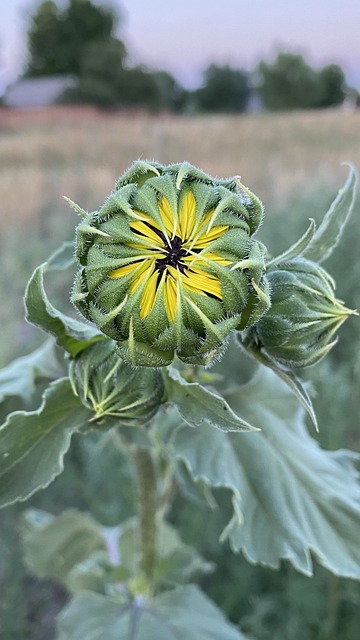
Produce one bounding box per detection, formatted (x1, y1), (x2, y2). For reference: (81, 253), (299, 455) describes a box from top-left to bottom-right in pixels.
(237, 332), (318, 429)
(0, 378), (91, 508)
(165, 367), (257, 432)
(171, 367), (360, 578)
(57, 585), (249, 640)
(46, 240), (75, 271)
(25, 263), (106, 357)
(302, 164), (357, 263)
(266, 218), (316, 268)
(21, 509), (107, 589)
(0, 339), (62, 404)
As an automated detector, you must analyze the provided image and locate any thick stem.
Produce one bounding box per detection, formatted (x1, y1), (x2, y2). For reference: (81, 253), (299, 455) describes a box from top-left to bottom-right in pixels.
(132, 447), (157, 581)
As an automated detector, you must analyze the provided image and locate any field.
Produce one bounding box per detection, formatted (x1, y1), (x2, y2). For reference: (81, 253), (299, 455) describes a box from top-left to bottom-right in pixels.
(1, 106), (360, 639)
(1, 106), (360, 368)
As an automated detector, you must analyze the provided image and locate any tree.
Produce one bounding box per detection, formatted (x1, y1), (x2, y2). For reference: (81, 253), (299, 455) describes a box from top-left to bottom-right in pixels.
(61, 42), (180, 110)
(258, 52), (347, 111)
(195, 64), (250, 113)
(317, 64), (346, 107)
(24, 0), (182, 111)
(25, 0), (122, 77)
(258, 52), (321, 111)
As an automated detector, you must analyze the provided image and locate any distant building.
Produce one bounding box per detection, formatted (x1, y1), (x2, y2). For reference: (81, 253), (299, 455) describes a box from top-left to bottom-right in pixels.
(3, 76), (77, 108)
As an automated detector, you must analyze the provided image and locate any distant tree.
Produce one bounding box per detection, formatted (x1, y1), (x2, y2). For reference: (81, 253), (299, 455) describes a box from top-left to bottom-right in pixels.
(60, 41), (180, 111)
(59, 39), (126, 106)
(25, 0), (123, 77)
(258, 52), (347, 111)
(195, 64), (250, 113)
(258, 52), (321, 110)
(24, 0), (183, 111)
(317, 64), (346, 107)
(152, 71), (186, 112)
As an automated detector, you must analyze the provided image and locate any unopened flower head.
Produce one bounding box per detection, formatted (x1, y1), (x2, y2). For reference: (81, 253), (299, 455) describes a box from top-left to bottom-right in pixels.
(71, 161), (270, 366)
(69, 341), (165, 426)
(245, 258), (356, 368)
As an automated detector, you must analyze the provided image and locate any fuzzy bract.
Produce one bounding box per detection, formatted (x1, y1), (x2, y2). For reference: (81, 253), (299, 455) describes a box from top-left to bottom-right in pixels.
(245, 258), (355, 368)
(69, 341), (165, 425)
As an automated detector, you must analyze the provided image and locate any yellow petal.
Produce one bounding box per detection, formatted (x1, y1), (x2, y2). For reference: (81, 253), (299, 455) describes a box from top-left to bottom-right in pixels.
(130, 259), (156, 293)
(130, 219), (163, 245)
(158, 196), (176, 237)
(184, 252), (232, 268)
(109, 262), (140, 279)
(182, 266), (222, 300)
(167, 264), (221, 300)
(139, 269), (160, 319)
(132, 210), (161, 228)
(192, 224), (229, 249)
(163, 273), (178, 323)
(179, 191), (197, 240)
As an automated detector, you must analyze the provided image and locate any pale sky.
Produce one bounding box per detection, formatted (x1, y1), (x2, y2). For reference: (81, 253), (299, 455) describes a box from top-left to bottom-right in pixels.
(1, 0), (360, 93)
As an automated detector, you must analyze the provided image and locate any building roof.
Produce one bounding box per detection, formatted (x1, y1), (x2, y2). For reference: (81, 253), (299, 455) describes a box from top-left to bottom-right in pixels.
(3, 76), (77, 108)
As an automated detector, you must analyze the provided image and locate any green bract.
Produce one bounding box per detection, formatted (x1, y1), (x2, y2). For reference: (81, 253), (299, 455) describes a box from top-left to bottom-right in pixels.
(69, 342), (165, 426)
(245, 258), (355, 368)
(71, 161), (270, 366)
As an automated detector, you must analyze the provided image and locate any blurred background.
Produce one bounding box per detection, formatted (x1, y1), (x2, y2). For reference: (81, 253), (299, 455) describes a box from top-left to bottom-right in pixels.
(1, 1), (360, 639)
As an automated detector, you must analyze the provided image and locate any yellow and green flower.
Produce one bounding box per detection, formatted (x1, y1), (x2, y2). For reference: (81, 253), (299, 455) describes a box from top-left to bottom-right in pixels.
(72, 161), (270, 366)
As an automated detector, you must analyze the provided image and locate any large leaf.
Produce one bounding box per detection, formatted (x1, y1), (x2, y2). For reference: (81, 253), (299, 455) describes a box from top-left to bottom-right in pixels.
(165, 367), (257, 432)
(25, 263), (105, 357)
(237, 333), (318, 429)
(57, 585), (249, 640)
(171, 367), (360, 578)
(46, 240), (76, 271)
(0, 339), (62, 403)
(0, 378), (91, 507)
(21, 509), (107, 589)
(302, 164), (357, 263)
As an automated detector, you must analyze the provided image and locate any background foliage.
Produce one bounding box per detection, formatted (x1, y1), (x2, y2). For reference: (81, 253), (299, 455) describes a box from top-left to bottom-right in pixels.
(0, 107), (360, 639)
(21, 0), (352, 112)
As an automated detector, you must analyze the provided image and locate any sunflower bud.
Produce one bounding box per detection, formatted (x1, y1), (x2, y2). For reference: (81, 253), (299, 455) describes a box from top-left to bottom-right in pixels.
(245, 258), (355, 368)
(69, 342), (165, 426)
(71, 161), (270, 366)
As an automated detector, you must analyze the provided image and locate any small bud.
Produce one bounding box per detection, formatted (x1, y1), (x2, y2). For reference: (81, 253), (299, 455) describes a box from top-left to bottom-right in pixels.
(69, 342), (165, 426)
(71, 161), (270, 366)
(246, 258), (356, 368)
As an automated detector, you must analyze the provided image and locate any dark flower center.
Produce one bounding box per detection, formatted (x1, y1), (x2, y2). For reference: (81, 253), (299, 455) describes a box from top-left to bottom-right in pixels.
(156, 235), (189, 274)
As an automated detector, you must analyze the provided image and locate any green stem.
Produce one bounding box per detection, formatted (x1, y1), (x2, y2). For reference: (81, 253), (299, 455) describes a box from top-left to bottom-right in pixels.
(132, 447), (157, 581)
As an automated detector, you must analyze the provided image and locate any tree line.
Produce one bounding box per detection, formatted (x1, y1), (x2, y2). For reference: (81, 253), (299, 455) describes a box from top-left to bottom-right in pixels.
(24, 0), (353, 112)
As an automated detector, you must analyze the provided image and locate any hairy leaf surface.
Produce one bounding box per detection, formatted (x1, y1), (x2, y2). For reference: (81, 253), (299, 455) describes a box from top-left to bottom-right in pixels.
(172, 367), (360, 577)
(166, 367), (256, 432)
(303, 164), (357, 263)
(0, 378), (91, 507)
(0, 339), (62, 403)
(25, 263), (105, 356)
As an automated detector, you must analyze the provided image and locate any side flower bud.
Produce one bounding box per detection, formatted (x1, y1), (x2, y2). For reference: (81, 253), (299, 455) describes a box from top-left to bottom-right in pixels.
(69, 342), (165, 426)
(71, 161), (270, 367)
(245, 258), (356, 368)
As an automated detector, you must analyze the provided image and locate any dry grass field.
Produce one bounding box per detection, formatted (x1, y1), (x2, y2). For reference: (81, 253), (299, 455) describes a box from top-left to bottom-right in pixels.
(1, 107), (360, 221)
(0, 106), (360, 366)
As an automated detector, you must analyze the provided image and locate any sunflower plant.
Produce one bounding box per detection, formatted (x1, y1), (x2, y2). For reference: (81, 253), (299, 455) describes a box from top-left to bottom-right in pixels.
(0, 161), (359, 640)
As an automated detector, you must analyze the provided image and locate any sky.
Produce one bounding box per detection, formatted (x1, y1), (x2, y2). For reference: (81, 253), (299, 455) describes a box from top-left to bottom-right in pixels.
(1, 0), (360, 94)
